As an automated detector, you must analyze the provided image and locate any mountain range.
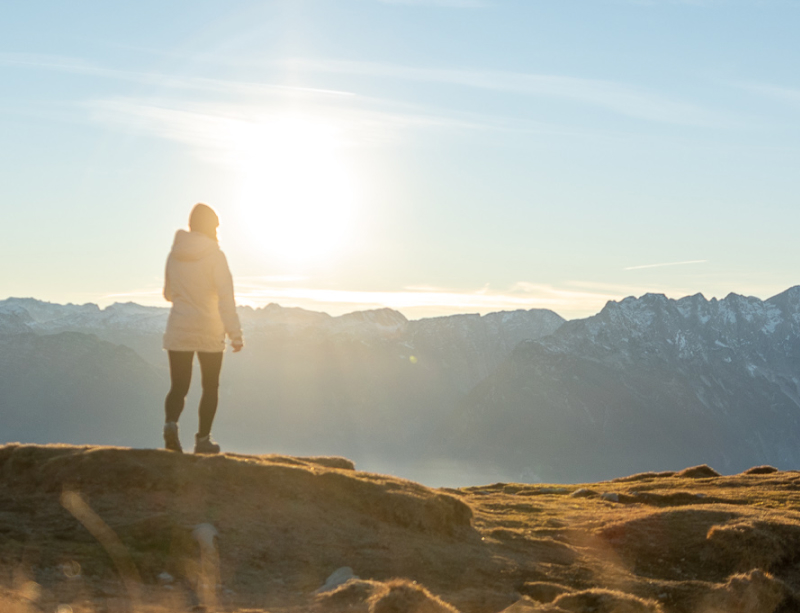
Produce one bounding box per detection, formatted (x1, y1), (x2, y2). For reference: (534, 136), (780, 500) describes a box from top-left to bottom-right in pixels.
(2, 288), (800, 484)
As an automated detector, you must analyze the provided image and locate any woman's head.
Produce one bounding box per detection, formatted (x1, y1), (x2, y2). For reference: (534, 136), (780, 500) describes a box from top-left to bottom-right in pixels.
(189, 203), (219, 241)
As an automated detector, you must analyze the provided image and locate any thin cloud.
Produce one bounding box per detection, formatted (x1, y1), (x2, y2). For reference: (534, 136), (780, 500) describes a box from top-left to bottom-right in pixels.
(93, 94), (618, 158)
(624, 259), (708, 271)
(233, 280), (633, 320)
(0, 52), (355, 99)
(567, 280), (693, 296)
(288, 58), (728, 126)
(239, 275), (310, 283)
(2, 52), (730, 138)
(617, 0), (791, 5)
(0, 52), (101, 73)
(734, 81), (800, 105)
(88, 96), (490, 164)
(616, 0), (723, 5)
(376, 0), (488, 6)
(101, 279), (725, 320)
(1, 55), (522, 153)
(100, 289), (164, 304)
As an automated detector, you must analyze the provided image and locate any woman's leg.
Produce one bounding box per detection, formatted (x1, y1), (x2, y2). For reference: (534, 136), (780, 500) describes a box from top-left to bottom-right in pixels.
(165, 350), (194, 423)
(197, 351), (223, 438)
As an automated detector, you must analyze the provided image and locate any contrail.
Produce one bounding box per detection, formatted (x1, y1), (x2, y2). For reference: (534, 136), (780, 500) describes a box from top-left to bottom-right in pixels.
(624, 259), (707, 271)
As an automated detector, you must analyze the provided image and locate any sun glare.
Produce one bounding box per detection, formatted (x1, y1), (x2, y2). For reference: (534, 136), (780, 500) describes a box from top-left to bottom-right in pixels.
(231, 114), (357, 264)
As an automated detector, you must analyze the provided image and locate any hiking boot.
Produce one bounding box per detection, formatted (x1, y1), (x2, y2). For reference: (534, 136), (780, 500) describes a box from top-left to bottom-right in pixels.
(163, 422), (183, 453)
(194, 434), (221, 455)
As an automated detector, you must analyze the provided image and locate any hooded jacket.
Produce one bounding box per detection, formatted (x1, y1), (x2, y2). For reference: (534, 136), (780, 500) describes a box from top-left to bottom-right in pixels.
(163, 229), (243, 352)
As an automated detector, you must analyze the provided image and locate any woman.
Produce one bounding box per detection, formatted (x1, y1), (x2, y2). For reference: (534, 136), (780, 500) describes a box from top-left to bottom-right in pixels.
(162, 203), (243, 454)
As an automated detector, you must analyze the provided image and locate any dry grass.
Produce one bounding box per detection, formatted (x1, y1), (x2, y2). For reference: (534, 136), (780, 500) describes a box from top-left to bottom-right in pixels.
(3, 444), (800, 612)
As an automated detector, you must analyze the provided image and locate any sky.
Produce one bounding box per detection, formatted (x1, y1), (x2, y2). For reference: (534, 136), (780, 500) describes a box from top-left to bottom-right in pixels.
(2, 0), (799, 320)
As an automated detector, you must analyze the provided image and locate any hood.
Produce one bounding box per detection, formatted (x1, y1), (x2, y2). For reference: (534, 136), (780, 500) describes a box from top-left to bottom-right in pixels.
(169, 229), (219, 262)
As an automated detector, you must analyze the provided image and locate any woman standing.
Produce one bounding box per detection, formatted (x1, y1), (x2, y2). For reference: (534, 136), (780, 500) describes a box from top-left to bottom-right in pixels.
(162, 203), (243, 454)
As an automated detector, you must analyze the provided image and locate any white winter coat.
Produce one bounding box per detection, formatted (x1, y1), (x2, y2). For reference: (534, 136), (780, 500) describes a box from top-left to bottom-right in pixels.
(163, 230), (243, 352)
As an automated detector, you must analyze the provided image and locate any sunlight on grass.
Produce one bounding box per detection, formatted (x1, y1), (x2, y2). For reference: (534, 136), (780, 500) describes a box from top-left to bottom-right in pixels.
(4, 445), (800, 613)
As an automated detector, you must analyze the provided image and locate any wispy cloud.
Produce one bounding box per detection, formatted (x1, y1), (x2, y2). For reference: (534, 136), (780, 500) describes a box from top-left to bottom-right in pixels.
(734, 81), (800, 105)
(1, 52), (729, 130)
(288, 58), (727, 126)
(99, 278), (730, 320)
(0, 52), (355, 99)
(232, 279), (635, 319)
(0, 54), (546, 156)
(81, 277), (800, 317)
(376, 0), (488, 6)
(88, 95), (486, 166)
(0, 52), (101, 74)
(624, 259), (708, 271)
(101, 289), (164, 302)
(616, 0), (723, 5)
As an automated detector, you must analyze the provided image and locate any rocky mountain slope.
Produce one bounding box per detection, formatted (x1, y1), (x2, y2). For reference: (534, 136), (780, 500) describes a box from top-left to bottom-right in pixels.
(2, 444), (800, 613)
(5, 289), (800, 484)
(446, 288), (800, 482)
(0, 331), (164, 447)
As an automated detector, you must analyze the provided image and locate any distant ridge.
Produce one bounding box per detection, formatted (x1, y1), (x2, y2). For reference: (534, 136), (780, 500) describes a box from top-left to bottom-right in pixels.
(3, 289), (800, 484)
(446, 287), (800, 482)
(0, 298), (564, 483)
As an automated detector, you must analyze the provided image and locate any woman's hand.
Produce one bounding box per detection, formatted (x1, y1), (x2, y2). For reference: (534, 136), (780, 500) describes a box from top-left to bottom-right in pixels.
(231, 338), (244, 353)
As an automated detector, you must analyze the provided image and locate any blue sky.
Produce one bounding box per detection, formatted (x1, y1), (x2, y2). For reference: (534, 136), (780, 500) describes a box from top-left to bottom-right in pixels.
(2, 0), (799, 319)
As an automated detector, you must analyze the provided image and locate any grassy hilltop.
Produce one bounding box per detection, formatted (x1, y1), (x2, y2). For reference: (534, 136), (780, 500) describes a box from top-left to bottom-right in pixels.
(1, 444), (800, 613)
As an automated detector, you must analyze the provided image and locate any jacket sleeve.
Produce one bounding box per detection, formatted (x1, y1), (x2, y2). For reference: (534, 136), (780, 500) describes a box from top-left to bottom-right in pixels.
(163, 257), (173, 302)
(214, 251), (243, 341)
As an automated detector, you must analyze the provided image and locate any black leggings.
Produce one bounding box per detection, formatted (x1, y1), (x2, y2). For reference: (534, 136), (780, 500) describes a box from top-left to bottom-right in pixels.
(165, 351), (223, 438)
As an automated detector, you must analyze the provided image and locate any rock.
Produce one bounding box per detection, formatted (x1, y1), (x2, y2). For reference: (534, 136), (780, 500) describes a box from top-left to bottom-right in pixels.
(192, 523), (218, 550)
(600, 493), (619, 503)
(570, 488), (597, 498)
(158, 572), (174, 584)
(317, 566), (357, 593)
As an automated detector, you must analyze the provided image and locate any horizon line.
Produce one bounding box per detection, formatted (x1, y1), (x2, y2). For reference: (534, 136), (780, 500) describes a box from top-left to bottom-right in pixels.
(2, 282), (798, 322)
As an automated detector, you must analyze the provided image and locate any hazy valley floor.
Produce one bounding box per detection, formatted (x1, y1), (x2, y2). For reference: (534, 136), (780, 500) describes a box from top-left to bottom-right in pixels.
(2, 444), (800, 613)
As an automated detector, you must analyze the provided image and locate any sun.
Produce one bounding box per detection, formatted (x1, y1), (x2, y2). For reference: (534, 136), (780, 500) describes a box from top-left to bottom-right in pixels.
(231, 114), (357, 264)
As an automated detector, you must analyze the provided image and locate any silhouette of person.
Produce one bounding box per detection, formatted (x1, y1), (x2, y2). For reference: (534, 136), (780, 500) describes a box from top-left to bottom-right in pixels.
(162, 203), (243, 454)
